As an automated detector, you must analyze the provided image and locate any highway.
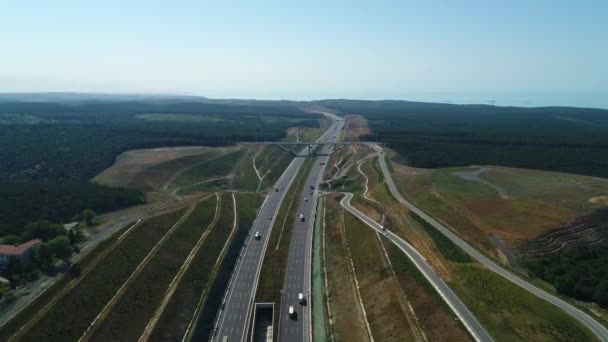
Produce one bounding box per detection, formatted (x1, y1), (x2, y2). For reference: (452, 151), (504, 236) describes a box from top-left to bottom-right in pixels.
(277, 119), (344, 342)
(370, 144), (608, 341)
(212, 115), (342, 342)
(339, 192), (493, 342)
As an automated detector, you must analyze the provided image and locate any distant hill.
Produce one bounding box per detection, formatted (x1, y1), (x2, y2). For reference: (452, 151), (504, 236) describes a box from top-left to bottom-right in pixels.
(0, 92), (208, 103)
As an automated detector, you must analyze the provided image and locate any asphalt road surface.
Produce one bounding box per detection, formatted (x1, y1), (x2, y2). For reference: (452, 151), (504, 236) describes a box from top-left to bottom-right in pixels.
(212, 117), (342, 342)
(278, 120), (344, 342)
(340, 192), (492, 342)
(370, 143), (608, 341)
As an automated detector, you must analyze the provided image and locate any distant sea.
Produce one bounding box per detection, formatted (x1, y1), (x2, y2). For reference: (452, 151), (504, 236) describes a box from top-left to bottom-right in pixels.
(249, 92), (608, 110)
(388, 92), (608, 110)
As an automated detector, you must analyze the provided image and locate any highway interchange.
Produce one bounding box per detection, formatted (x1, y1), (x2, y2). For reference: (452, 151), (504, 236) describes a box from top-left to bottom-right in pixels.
(213, 115), (608, 342)
(213, 114), (342, 342)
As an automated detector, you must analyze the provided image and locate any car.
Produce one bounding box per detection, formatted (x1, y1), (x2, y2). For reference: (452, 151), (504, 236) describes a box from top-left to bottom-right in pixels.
(254, 231), (261, 240)
(319, 162), (325, 165)
(288, 305), (296, 318)
(275, 188), (280, 192)
(298, 293), (305, 304)
(304, 197), (308, 202)
(299, 214), (305, 222)
(309, 191), (314, 195)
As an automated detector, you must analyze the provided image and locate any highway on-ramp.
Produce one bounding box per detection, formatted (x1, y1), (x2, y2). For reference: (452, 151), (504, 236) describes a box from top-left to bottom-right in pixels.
(212, 117), (341, 342)
(370, 143), (608, 342)
(340, 192), (493, 342)
(277, 120), (344, 342)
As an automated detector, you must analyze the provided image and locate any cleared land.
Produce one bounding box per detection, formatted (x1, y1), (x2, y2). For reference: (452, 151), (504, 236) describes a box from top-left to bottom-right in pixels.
(15, 208), (189, 341)
(392, 163), (608, 264)
(93, 146), (215, 189)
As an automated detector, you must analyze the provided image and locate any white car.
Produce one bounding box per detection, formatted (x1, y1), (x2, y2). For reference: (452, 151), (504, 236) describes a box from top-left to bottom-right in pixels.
(254, 231), (261, 240)
(298, 293), (305, 304)
(288, 305), (295, 318)
(304, 197), (308, 202)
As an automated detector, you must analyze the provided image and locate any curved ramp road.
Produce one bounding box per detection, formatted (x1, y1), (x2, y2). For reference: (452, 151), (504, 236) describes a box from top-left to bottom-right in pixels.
(370, 144), (608, 341)
(340, 193), (493, 342)
(212, 117), (342, 342)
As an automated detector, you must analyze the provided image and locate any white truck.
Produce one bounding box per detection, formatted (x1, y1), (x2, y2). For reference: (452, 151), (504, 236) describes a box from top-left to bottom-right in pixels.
(288, 305), (295, 318)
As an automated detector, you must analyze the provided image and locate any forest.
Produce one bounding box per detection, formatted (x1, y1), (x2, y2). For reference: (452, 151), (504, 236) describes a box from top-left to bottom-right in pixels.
(0, 98), (317, 240)
(525, 243), (608, 307)
(320, 99), (608, 178)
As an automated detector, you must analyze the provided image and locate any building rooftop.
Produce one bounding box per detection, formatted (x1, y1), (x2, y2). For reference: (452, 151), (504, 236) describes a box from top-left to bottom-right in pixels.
(0, 239), (42, 256)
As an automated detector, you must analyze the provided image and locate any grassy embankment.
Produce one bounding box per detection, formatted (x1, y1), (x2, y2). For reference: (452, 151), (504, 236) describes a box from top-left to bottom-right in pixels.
(233, 147), (263, 192)
(255, 146), (295, 190)
(312, 196), (329, 342)
(360, 156), (473, 341)
(148, 194), (235, 341)
(323, 197), (370, 342)
(88, 195), (219, 341)
(341, 208), (419, 341)
(190, 193), (263, 341)
(15, 209), (189, 341)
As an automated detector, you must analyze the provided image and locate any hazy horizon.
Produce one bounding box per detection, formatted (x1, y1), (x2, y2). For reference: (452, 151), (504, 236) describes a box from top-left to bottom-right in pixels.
(2, 1), (607, 106)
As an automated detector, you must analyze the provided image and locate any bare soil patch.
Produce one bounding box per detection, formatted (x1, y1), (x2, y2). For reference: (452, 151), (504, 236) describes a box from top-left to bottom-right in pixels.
(94, 146), (210, 188)
(344, 115), (371, 141)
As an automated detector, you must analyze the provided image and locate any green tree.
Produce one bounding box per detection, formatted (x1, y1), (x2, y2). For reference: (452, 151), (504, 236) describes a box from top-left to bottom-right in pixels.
(21, 220), (66, 242)
(36, 242), (54, 266)
(49, 236), (72, 260)
(83, 209), (96, 226)
(2, 235), (20, 245)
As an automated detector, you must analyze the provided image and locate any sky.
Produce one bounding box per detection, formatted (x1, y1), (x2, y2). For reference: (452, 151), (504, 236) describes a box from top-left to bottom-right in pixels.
(1, 0), (607, 102)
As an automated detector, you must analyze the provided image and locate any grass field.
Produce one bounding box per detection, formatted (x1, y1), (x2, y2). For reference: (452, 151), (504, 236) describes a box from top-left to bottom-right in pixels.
(17, 209), (188, 341)
(410, 212), (471, 263)
(136, 113), (227, 123)
(255, 146), (295, 190)
(0, 113), (52, 124)
(170, 149), (245, 191)
(450, 264), (596, 341)
(88, 196), (218, 341)
(233, 147), (262, 191)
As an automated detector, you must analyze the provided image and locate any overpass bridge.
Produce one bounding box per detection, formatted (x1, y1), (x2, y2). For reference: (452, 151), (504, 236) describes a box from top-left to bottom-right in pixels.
(238, 141), (378, 156)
